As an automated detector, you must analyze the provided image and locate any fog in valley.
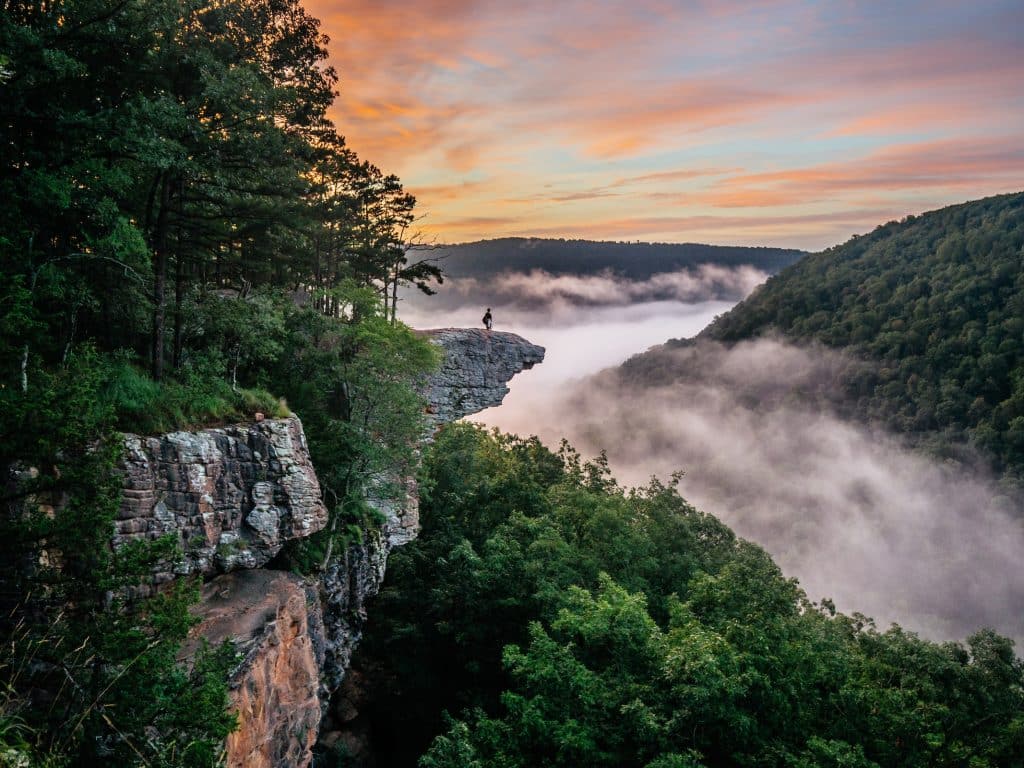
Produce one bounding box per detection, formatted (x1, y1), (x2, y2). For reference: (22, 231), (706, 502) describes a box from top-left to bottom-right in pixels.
(402, 267), (1024, 644)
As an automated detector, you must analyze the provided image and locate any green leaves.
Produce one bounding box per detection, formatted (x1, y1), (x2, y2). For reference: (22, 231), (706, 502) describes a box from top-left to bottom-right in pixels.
(351, 424), (1024, 768)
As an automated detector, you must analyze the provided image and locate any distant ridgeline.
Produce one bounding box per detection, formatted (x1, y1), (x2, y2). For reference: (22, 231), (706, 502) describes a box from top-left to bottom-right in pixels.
(433, 238), (805, 279)
(623, 191), (1024, 485)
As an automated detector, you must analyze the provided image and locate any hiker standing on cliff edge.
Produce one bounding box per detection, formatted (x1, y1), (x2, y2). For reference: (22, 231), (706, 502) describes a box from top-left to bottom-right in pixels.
(482, 308), (493, 330)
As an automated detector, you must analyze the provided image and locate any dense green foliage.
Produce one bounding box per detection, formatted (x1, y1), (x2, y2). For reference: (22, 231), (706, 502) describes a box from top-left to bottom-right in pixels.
(0, 1), (439, 764)
(1, 0), (440, 393)
(696, 192), (1024, 483)
(5, 2), (1021, 765)
(270, 287), (440, 572)
(357, 424), (1024, 768)
(0, 350), (239, 766)
(433, 238), (804, 280)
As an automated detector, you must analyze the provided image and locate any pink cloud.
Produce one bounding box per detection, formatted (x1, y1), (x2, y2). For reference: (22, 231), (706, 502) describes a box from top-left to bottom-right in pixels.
(304, 1), (1024, 247)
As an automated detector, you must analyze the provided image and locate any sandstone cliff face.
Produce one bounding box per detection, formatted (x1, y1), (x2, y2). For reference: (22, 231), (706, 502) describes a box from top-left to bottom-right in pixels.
(117, 416), (327, 579)
(418, 328), (545, 426)
(179, 330), (544, 768)
(186, 570), (323, 768)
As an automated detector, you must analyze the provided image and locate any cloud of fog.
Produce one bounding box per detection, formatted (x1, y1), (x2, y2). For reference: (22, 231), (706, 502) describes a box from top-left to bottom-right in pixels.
(400, 264), (769, 323)
(473, 264), (770, 306)
(476, 337), (1024, 644)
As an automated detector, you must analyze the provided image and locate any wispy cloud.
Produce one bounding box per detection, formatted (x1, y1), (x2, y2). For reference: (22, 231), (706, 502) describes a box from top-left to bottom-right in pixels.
(702, 137), (1024, 208)
(307, 0), (1024, 247)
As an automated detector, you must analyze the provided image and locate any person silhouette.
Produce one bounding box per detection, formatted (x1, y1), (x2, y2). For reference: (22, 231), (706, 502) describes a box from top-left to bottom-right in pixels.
(482, 308), (493, 330)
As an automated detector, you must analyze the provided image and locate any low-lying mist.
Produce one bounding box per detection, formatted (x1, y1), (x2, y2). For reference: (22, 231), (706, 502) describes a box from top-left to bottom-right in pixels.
(399, 266), (756, 384)
(475, 337), (1024, 644)
(400, 264), (769, 324)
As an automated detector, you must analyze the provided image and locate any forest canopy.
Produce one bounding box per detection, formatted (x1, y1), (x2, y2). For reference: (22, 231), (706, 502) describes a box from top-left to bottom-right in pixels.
(354, 424), (1024, 768)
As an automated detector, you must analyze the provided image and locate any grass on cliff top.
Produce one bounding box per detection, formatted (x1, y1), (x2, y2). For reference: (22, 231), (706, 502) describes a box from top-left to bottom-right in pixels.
(104, 359), (289, 435)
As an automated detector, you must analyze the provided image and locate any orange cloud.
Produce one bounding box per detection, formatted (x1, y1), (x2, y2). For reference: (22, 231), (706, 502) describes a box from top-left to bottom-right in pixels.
(504, 208), (900, 247)
(701, 137), (1024, 208)
(303, 1), (1024, 249)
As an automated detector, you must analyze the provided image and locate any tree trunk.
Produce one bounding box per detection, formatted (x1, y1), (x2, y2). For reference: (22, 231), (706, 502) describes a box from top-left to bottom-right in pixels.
(20, 344), (28, 393)
(172, 254), (184, 370)
(172, 180), (185, 369)
(390, 268), (399, 324)
(151, 177), (171, 381)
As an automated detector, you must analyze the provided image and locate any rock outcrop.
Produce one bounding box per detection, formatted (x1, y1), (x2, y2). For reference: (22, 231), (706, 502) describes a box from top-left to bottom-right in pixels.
(418, 329), (545, 426)
(318, 535), (388, 696)
(185, 570), (324, 768)
(175, 329), (544, 768)
(117, 416), (327, 579)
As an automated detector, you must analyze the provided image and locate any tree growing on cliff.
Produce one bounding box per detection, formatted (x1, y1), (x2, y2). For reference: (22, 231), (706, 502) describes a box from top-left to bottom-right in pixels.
(272, 287), (440, 573)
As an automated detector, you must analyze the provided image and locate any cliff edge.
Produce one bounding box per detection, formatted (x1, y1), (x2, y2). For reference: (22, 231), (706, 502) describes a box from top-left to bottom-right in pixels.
(180, 328), (544, 768)
(418, 328), (545, 425)
(118, 416), (327, 581)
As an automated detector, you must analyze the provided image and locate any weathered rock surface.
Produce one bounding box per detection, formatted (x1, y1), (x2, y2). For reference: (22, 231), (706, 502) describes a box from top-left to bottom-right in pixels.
(318, 534), (389, 697)
(117, 416), (327, 578)
(185, 570), (324, 768)
(367, 468), (420, 550)
(418, 328), (545, 426)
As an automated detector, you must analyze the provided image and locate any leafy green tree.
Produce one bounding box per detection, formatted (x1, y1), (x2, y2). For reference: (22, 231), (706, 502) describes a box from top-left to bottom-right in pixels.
(273, 288), (440, 572)
(347, 424), (1024, 768)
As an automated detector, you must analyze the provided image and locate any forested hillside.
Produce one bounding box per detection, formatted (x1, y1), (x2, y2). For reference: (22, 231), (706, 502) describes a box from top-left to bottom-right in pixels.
(0, 2), (438, 764)
(628, 193), (1024, 483)
(432, 238), (804, 280)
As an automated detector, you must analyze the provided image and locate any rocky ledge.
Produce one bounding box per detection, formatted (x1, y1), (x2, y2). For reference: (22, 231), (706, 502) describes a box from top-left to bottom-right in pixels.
(117, 416), (327, 579)
(418, 328), (545, 426)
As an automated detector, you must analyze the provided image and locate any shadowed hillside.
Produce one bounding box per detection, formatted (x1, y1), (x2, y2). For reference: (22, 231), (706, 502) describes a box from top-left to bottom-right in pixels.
(433, 237), (805, 279)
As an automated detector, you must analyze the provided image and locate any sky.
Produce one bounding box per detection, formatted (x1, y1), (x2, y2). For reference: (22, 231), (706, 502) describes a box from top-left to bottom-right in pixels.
(306, 0), (1024, 250)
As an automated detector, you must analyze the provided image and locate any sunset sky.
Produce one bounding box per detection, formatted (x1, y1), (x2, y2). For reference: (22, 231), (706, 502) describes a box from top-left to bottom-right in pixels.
(306, 0), (1024, 250)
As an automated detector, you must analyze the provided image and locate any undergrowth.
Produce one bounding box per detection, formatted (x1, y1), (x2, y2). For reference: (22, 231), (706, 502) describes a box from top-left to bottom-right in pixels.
(103, 354), (289, 434)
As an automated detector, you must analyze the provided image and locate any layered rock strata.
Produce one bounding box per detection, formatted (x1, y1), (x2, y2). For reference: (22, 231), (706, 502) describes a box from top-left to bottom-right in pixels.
(418, 329), (545, 426)
(117, 416), (327, 578)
